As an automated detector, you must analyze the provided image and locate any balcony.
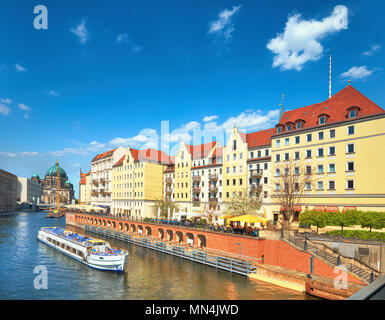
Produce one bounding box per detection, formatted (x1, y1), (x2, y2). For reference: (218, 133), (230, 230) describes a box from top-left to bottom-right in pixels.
(192, 186), (201, 194)
(250, 169), (263, 178)
(165, 178), (173, 185)
(209, 173), (218, 181)
(250, 184), (262, 193)
(192, 175), (201, 182)
(192, 197), (200, 207)
(209, 186), (218, 193)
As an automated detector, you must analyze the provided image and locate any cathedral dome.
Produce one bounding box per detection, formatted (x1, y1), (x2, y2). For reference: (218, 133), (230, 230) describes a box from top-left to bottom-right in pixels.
(45, 160), (68, 178)
(32, 173), (40, 179)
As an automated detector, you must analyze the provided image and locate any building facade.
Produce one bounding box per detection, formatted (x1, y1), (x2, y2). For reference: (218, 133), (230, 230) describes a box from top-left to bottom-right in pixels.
(42, 160), (74, 204)
(0, 169), (18, 212)
(17, 177), (43, 203)
(90, 147), (125, 208)
(270, 84), (385, 218)
(112, 147), (170, 217)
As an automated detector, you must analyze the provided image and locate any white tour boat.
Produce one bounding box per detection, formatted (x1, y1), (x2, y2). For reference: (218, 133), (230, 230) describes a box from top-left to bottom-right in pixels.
(37, 227), (128, 273)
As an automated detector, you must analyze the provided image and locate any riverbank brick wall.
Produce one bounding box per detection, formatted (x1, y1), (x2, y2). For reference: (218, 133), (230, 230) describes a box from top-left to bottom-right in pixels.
(66, 212), (363, 285)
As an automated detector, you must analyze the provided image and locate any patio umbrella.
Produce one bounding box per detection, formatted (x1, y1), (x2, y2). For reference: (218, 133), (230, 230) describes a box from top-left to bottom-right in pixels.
(228, 214), (268, 224)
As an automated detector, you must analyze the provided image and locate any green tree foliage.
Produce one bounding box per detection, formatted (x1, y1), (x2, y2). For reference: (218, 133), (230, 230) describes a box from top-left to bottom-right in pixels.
(359, 211), (385, 232)
(299, 210), (328, 234)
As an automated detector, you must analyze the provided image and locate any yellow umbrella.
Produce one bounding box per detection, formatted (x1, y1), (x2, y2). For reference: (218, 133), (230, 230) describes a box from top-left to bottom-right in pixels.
(229, 214), (269, 224)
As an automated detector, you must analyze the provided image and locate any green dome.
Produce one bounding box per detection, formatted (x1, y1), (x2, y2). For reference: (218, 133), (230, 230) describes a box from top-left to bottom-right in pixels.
(45, 161), (67, 178)
(32, 173), (40, 179)
(65, 180), (70, 184)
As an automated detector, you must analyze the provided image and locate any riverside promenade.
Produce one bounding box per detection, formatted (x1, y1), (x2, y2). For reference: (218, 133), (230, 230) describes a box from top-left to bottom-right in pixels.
(66, 211), (368, 297)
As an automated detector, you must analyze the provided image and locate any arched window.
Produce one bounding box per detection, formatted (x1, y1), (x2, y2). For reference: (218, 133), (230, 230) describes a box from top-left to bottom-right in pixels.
(346, 106), (360, 119)
(294, 119), (305, 129)
(317, 113), (330, 125)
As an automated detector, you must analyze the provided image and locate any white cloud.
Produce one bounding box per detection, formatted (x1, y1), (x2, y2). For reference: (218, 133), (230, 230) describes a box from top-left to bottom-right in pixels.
(340, 65), (375, 79)
(203, 115), (218, 122)
(0, 151), (16, 157)
(0, 104), (11, 115)
(363, 44), (381, 56)
(15, 63), (27, 72)
(208, 5), (241, 42)
(116, 33), (143, 52)
(21, 151), (39, 156)
(48, 90), (59, 96)
(18, 103), (30, 111)
(0, 98), (11, 105)
(267, 5), (348, 71)
(71, 19), (89, 45)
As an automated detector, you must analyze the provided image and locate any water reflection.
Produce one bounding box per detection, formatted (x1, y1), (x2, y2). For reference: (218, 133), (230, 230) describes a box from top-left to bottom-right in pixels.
(0, 212), (316, 300)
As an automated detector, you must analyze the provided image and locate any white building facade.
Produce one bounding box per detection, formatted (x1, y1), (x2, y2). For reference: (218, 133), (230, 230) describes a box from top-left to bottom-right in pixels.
(17, 177), (43, 204)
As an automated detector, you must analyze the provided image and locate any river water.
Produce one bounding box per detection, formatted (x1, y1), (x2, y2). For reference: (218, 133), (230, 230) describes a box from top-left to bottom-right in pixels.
(0, 211), (316, 300)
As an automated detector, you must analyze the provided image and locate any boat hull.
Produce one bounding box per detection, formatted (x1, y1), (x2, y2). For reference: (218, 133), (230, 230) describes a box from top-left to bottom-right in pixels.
(37, 229), (128, 273)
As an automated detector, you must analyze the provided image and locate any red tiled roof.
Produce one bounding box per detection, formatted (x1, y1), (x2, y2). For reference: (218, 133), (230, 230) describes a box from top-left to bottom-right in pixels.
(246, 128), (275, 148)
(277, 85), (385, 131)
(212, 146), (223, 158)
(185, 142), (217, 159)
(129, 148), (171, 164)
(91, 148), (118, 162)
(80, 173), (86, 185)
(113, 155), (126, 167)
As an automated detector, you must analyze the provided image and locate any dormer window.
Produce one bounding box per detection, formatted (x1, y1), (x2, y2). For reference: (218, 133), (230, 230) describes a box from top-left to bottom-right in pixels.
(286, 124), (291, 131)
(317, 113), (329, 125)
(276, 124), (284, 134)
(347, 106), (360, 119)
(296, 122), (301, 129)
(294, 119), (305, 130)
(285, 122), (294, 132)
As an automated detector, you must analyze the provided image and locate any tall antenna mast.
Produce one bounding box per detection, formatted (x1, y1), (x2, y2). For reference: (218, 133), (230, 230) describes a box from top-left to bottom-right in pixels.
(278, 94), (284, 120)
(329, 54), (332, 99)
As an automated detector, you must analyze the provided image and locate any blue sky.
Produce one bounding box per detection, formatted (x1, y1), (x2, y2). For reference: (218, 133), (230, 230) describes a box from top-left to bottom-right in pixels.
(0, 0), (384, 197)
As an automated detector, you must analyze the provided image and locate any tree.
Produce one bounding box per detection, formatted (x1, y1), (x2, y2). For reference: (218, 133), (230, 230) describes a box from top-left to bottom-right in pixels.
(273, 159), (315, 229)
(224, 193), (263, 217)
(151, 199), (180, 218)
(328, 210), (359, 233)
(299, 210), (328, 234)
(359, 211), (385, 232)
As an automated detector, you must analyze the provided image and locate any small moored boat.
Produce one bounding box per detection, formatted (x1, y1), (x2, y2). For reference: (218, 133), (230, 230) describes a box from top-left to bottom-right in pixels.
(37, 227), (128, 272)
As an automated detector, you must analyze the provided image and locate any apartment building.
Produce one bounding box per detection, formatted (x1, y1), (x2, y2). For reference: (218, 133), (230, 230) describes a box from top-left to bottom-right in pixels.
(0, 169), (18, 212)
(271, 84), (385, 219)
(222, 127), (249, 201)
(190, 143), (223, 219)
(90, 147), (125, 208)
(112, 147), (170, 217)
(246, 128), (275, 219)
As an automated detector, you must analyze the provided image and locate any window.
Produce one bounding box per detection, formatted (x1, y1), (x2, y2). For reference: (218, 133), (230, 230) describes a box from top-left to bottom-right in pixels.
(276, 140), (281, 147)
(233, 153), (236, 160)
(284, 153), (289, 161)
(250, 152), (254, 158)
(239, 152), (243, 159)
(226, 167), (230, 174)
(328, 163), (336, 173)
(232, 166), (236, 173)
(287, 124), (291, 131)
(296, 122), (302, 129)
(226, 179), (229, 186)
(277, 127), (282, 133)
(239, 178), (242, 185)
(275, 169), (280, 177)
(264, 177), (268, 184)
(329, 146), (336, 156)
(264, 163), (268, 170)
(347, 162), (354, 171)
(294, 167), (300, 175)
(233, 140), (237, 150)
(317, 164), (324, 174)
(319, 116), (326, 125)
(317, 181), (324, 190)
(318, 131), (324, 140)
(328, 180), (335, 190)
(349, 110), (357, 119)
(318, 148), (324, 157)
(265, 149), (269, 156)
(275, 184), (280, 191)
(347, 143), (355, 154)
(276, 154), (281, 162)
(307, 134), (312, 142)
(264, 191), (268, 198)
(305, 182), (312, 191)
(232, 179), (236, 185)
(295, 136), (300, 144)
(294, 183), (299, 191)
(294, 151), (300, 160)
(257, 150), (261, 157)
(346, 180), (354, 190)
(329, 129), (335, 138)
(226, 155), (230, 161)
(306, 150), (312, 158)
(285, 138), (290, 146)
(306, 166), (312, 175)
(348, 125), (355, 135)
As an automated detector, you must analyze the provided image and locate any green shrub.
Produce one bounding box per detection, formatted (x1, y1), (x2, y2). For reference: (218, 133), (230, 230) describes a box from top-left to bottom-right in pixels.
(326, 229), (385, 241)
